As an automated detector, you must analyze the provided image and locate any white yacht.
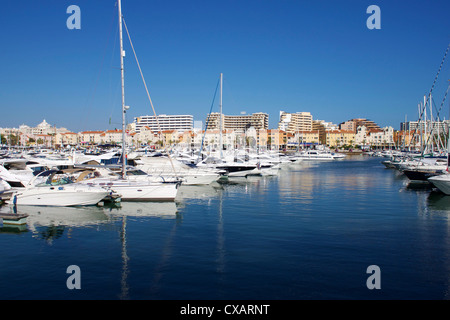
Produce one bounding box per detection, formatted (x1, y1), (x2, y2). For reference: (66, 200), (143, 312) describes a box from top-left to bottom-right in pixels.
(73, 167), (179, 201)
(195, 155), (262, 178)
(135, 156), (221, 185)
(7, 170), (110, 206)
(0, 177), (7, 196)
(428, 173), (450, 195)
(0, 160), (50, 188)
(295, 150), (345, 161)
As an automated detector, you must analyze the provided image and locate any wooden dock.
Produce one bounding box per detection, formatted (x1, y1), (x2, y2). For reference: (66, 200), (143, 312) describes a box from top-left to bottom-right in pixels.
(0, 213), (29, 225)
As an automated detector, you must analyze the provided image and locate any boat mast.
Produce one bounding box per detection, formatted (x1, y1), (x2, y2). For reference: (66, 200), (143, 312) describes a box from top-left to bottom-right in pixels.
(219, 73), (223, 160)
(118, 0), (127, 178)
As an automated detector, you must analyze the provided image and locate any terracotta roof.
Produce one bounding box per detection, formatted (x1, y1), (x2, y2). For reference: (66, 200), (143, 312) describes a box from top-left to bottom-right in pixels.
(80, 131), (104, 134)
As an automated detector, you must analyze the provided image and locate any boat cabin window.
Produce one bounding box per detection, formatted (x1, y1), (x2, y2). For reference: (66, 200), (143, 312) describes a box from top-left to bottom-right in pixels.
(31, 166), (49, 176)
(127, 169), (147, 176)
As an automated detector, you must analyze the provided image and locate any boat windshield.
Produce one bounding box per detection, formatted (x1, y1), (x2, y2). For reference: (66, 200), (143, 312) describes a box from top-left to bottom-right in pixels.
(37, 175), (74, 187)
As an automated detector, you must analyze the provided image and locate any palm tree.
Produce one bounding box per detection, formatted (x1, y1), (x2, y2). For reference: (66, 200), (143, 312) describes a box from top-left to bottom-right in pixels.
(335, 138), (340, 148)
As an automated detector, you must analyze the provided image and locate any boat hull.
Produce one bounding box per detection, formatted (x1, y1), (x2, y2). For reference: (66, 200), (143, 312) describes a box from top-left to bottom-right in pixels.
(403, 170), (444, 181)
(97, 181), (179, 201)
(181, 174), (220, 185)
(215, 165), (260, 177)
(11, 188), (109, 206)
(428, 175), (450, 195)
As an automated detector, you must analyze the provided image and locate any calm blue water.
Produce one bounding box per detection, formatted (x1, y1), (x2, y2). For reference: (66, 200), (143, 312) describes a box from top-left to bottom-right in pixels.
(1, 155), (450, 300)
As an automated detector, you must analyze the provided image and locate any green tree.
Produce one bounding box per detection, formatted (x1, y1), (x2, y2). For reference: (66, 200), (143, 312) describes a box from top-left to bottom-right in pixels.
(267, 137), (272, 148)
(9, 134), (19, 146)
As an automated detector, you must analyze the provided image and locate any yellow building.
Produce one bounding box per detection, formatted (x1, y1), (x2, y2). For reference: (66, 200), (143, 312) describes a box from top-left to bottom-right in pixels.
(56, 132), (78, 146)
(298, 130), (320, 144)
(326, 130), (356, 148)
(79, 131), (105, 145)
(265, 129), (288, 150)
(161, 130), (179, 146)
(256, 129), (269, 149)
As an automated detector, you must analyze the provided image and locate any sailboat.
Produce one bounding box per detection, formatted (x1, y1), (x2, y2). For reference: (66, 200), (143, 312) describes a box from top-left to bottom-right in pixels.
(195, 73), (263, 177)
(77, 0), (180, 201)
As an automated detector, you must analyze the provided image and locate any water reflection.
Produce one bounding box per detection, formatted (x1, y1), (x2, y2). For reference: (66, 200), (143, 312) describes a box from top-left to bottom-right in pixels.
(0, 222), (28, 234)
(106, 201), (179, 219)
(277, 158), (397, 202)
(4, 156), (450, 299)
(176, 183), (222, 201)
(427, 192), (450, 214)
(391, 167), (450, 300)
(0, 204), (110, 244)
(405, 181), (434, 192)
(105, 201), (182, 300)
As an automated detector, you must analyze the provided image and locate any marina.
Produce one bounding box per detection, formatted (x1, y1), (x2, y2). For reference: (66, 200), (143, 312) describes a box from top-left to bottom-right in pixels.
(3, 0), (450, 305)
(1, 155), (450, 299)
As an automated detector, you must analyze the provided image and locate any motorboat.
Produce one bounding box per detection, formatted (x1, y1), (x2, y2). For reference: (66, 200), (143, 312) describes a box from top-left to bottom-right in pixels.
(135, 155), (221, 185)
(0, 159), (50, 188)
(7, 170), (111, 206)
(428, 173), (450, 195)
(194, 155), (262, 178)
(403, 167), (446, 181)
(295, 150), (345, 161)
(72, 167), (180, 201)
(215, 162), (261, 177)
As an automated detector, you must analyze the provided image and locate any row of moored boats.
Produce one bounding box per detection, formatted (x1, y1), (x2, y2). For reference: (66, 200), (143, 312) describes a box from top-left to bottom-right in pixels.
(0, 147), (346, 207)
(382, 151), (450, 194)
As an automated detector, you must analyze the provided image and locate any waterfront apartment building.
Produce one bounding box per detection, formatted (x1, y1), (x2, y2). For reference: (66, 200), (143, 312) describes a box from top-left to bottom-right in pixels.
(78, 131), (106, 145)
(339, 118), (380, 133)
(278, 111), (313, 133)
(400, 120), (450, 134)
(134, 114), (193, 133)
(312, 120), (339, 145)
(353, 125), (395, 147)
(287, 130), (321, 148)
(325, 130), (356, 148)
(205, 112), (269, 130)
(56, 132), (78, 146)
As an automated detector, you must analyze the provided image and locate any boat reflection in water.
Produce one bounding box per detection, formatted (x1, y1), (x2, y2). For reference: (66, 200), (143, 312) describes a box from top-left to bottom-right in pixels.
(106, 201), (180, 300)
(106, 201), (179, 219)
(175, 183), (222, 201)
(0, 199), (180, 241)
(0, 204), (111, 243)
(427, 192), (450, 213)
(20, 205), (110, 230)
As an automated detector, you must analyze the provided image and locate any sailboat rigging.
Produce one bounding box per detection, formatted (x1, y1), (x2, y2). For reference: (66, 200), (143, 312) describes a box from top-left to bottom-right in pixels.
(73, 0), (180, 201)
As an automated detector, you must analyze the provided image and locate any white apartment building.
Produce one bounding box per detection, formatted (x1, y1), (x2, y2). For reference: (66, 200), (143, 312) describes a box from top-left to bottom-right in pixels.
(278, 111), (313, 133)
(205, 113), (269, 130)
(354, 125), (394, 146)
(134, 114), (193, 133)
(400, 120), (450, 134)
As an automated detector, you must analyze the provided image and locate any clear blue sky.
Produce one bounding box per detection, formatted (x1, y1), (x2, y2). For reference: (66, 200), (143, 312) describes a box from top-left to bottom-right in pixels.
(2, 0), (450, 132)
